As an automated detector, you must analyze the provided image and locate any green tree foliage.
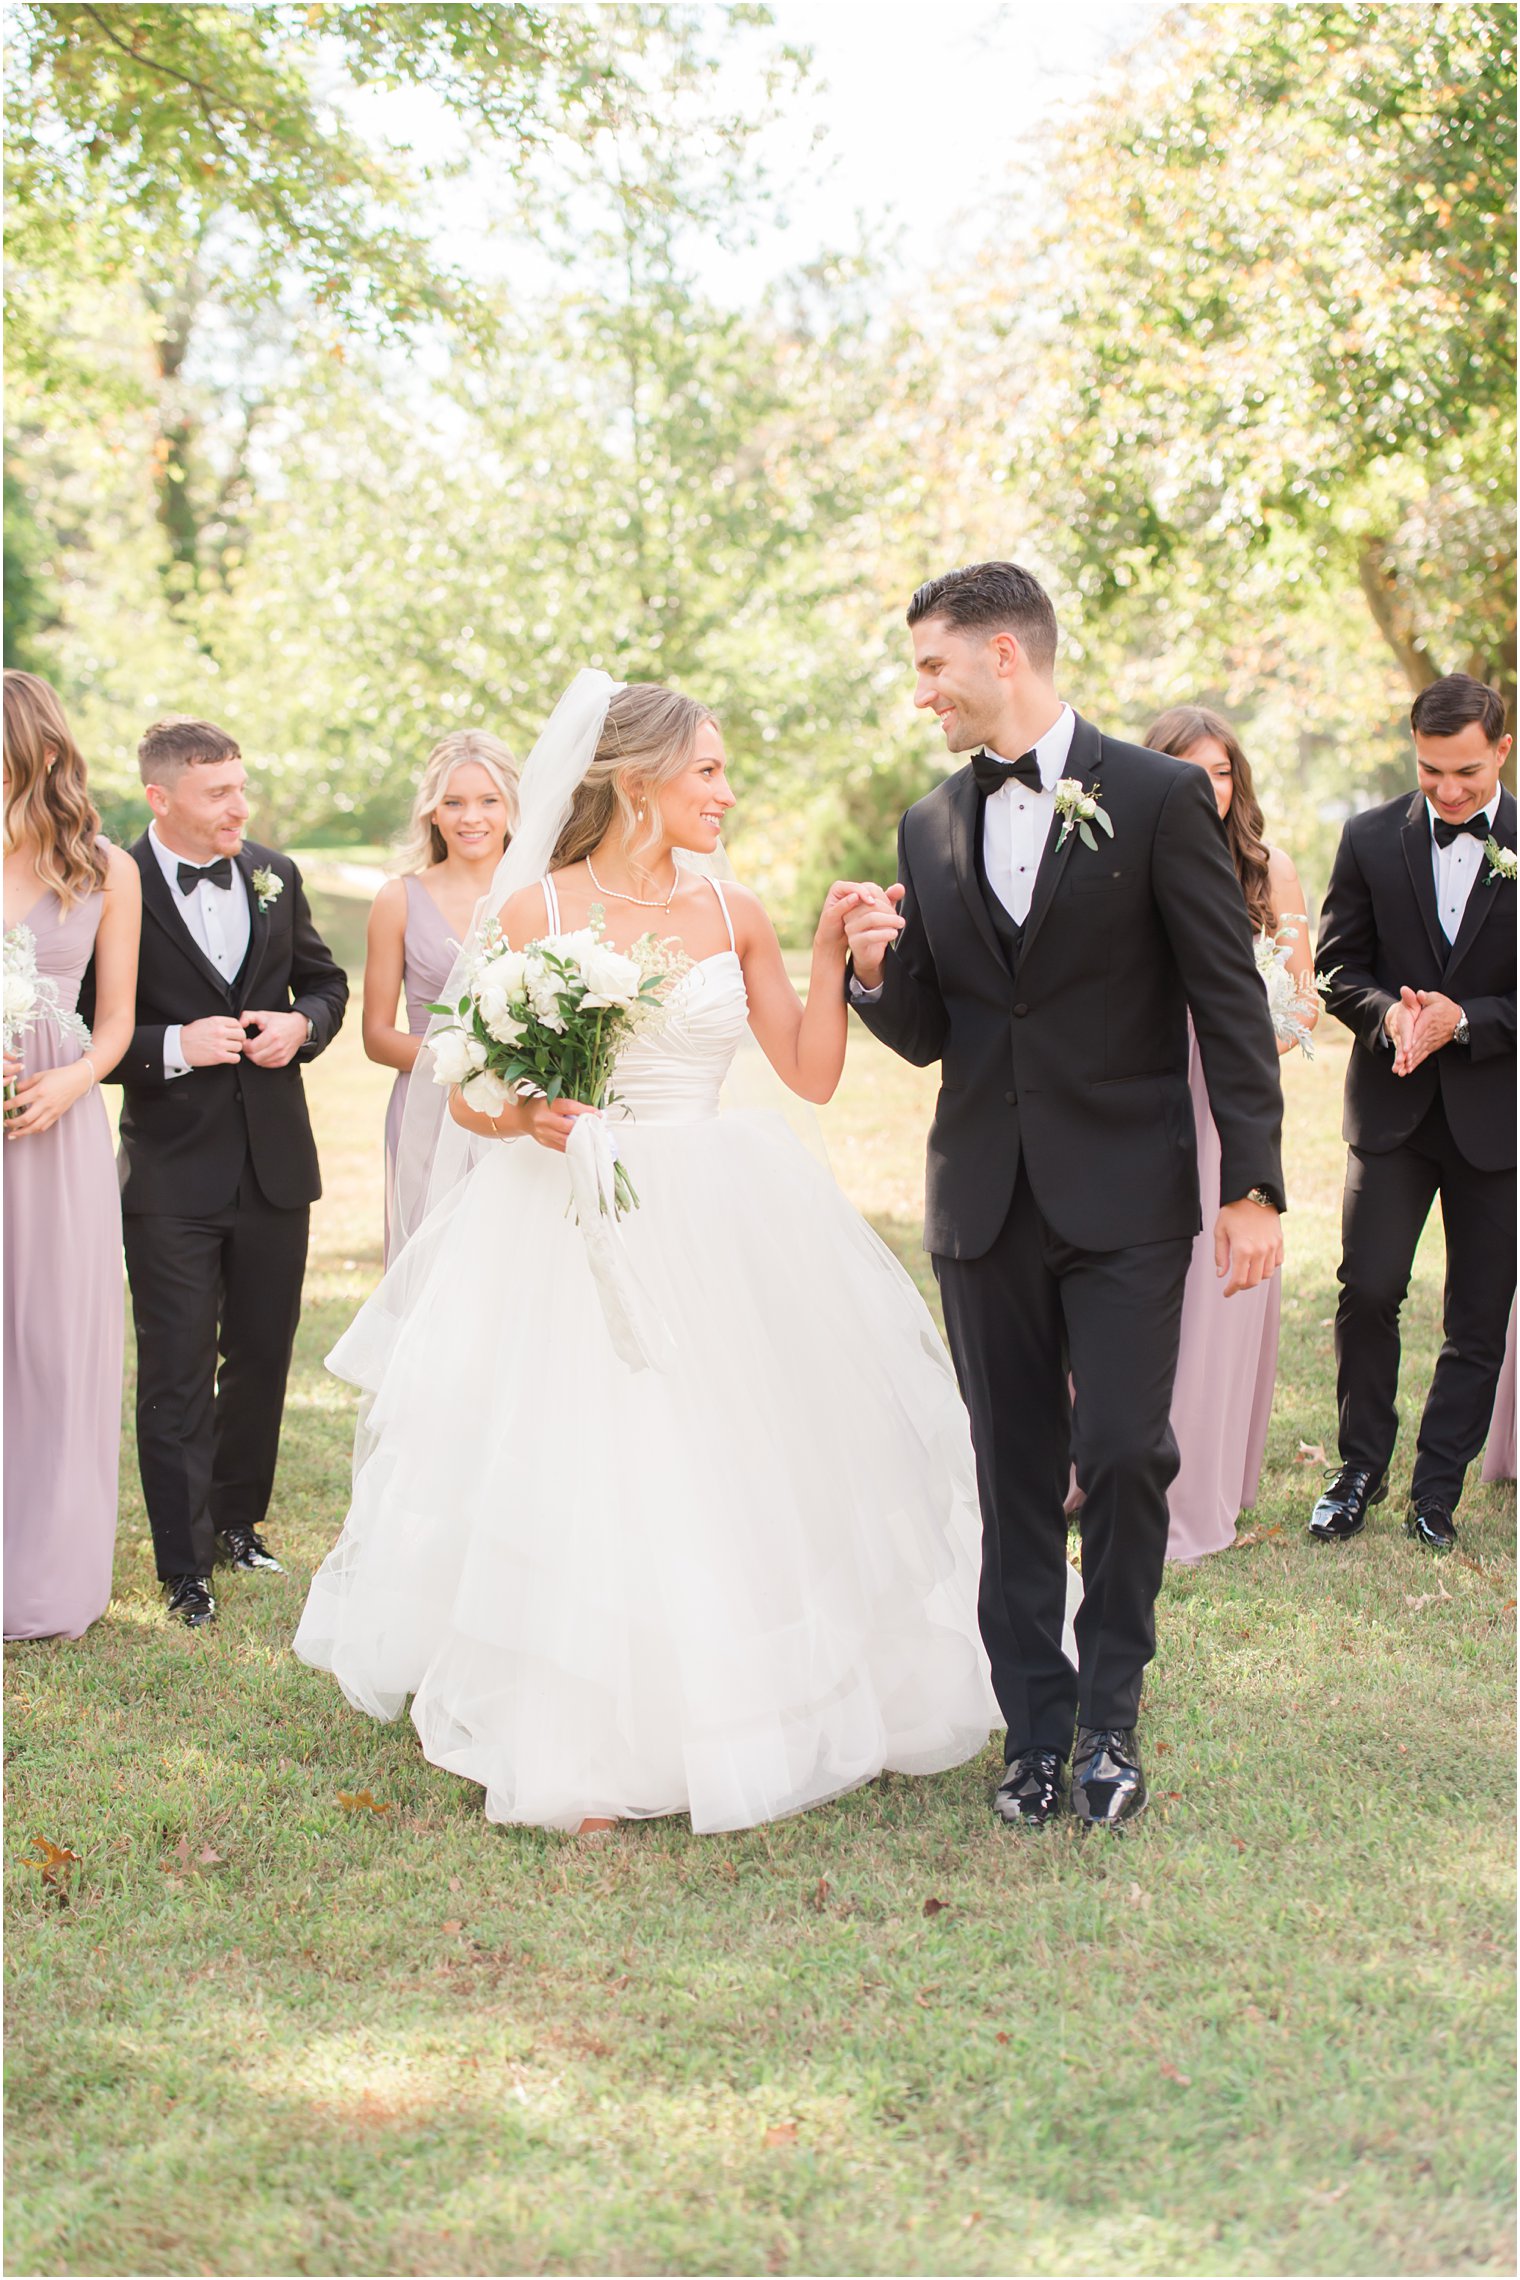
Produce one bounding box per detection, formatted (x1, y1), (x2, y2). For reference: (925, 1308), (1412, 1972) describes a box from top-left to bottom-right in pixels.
(1007, 3), (1516, 720)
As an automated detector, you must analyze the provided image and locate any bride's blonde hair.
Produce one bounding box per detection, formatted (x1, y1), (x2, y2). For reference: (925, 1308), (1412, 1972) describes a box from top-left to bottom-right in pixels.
(394, 730), (519, 874)
(552, 684), (717, 869)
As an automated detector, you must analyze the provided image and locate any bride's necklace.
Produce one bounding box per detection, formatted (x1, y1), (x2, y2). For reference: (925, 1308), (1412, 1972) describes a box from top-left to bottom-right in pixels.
(585, 854), (680, 909)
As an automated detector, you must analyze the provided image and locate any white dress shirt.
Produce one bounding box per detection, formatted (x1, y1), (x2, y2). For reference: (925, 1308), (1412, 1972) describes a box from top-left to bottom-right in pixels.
(982, 703), (1076, 925)
(1430, 790), (1500, 944)
(148, 824), (251, 1078)
(850, 704), (1076, 1003)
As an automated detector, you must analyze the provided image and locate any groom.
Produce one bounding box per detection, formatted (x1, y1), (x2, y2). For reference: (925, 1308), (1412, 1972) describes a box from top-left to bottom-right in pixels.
(89, 717), (348, 1627)
(845, 563), (1285, 1826)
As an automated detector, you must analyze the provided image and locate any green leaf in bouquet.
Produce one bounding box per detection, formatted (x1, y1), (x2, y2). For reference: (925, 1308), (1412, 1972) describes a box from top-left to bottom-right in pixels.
(547, 1073), (564, 1101)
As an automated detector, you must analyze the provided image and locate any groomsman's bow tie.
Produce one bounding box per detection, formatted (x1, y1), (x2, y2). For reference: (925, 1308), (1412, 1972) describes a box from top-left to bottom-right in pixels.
(1431, 813), (1491, 848)
(176, 856), (234, 894)
(972, 749), (1043, 796)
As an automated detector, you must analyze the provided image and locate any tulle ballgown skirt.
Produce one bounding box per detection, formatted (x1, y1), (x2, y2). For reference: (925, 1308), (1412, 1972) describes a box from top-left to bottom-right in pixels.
(295, 1109), (1048, 1833)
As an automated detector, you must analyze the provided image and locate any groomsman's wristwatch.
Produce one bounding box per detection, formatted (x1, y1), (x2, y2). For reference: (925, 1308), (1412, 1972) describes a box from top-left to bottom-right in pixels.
(1453, 1008), (1470, 1045)
(1246, 1187), (1275, 1210)
(303, 1017), (315, 1046)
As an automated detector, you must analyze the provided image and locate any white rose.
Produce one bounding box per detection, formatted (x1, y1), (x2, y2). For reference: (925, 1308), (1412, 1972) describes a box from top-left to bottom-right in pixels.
(476, 973), (525, 1041)
(489, 949), (529, 997)
(461, 1068), (512, 1116)
(4, 972), (37, 1027)
(527, 971), (569, 1029)
(580, 943), (643, 1009)
(429, 1027), (475, 1088)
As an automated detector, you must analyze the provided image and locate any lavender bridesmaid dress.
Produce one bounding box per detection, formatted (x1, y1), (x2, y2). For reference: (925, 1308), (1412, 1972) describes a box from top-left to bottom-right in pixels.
(1482, 1304), (1516, 1484)
(1165, 1029), (1282, 1563)
(382, 874), (458, 1265)
(3, 890), (122, 1638)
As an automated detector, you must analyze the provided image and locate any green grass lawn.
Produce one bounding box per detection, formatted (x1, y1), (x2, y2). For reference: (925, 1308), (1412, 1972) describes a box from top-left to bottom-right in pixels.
(6, 884), (1515, 2278)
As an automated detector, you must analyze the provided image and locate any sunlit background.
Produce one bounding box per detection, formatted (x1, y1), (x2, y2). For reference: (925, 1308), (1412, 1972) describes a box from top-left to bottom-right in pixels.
(5, 2), (1513, 933)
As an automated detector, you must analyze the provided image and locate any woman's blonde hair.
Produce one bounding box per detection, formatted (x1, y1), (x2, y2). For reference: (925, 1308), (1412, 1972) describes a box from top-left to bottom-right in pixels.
(553, 684), (718, 870)
(3, 669), (108, 911)
(394, 731), (519, 873)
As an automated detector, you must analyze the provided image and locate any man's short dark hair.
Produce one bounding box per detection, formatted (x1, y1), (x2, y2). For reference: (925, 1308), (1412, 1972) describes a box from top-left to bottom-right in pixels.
(906, 562), (1059, 673)
(1409, 673), (1507, 743)
(138, 717), (242, 787)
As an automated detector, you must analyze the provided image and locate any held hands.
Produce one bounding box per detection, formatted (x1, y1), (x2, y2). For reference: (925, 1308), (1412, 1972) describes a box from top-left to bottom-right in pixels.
(1214, 1197), (1284, 1298)
(1385, 986), (1463, 1077)
(837, 882), (906, 987)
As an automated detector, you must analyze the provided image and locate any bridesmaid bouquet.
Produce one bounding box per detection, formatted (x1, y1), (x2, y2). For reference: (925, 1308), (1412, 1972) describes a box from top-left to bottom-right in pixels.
(428, 916), (684, 1213)
(1254, 921), (1319, 1058)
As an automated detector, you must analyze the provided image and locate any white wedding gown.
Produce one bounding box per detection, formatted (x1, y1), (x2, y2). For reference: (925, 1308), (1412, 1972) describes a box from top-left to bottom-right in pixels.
(295, 874), (1079, 1833)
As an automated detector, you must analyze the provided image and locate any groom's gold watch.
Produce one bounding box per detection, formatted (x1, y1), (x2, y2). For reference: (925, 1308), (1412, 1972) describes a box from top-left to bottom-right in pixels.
(1246, 1186), (1276, 1210)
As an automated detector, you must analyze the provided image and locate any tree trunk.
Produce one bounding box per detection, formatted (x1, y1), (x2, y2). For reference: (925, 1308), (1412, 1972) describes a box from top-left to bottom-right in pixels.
(1357, 537), (1442, 693)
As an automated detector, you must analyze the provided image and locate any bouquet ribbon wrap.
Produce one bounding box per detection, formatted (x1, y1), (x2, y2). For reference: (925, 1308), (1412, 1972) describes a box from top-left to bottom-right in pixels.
(566, 1116), (677, 1374)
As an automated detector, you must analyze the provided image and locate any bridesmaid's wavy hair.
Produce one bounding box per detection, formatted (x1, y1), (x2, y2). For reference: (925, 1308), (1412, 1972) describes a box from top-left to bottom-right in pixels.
(3, 670), (108, 912)
(553, 684), (718, 872)
(395, 730), (520, 873)
(1145, 704), (1275, 936)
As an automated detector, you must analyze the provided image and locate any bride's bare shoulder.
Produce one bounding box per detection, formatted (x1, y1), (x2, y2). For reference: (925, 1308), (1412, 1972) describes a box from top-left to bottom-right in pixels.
(495, 880), (551, 945)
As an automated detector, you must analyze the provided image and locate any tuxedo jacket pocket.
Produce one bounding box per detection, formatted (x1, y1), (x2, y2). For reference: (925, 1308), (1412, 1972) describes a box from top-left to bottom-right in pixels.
(1068, 866), (1132, 895)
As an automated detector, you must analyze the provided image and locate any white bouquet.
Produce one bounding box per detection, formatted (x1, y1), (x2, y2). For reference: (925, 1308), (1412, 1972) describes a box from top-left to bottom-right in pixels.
(3, 923), (91, 1069)
(1254, 920), (1319, 1058)
(429, 913), (685, 1214)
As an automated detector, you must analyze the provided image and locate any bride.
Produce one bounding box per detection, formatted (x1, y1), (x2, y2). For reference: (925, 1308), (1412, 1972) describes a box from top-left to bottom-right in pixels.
(295, 671), (1078, 1834)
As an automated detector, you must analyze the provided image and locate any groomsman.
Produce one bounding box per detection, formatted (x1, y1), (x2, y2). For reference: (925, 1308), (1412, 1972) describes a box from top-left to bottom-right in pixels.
(90, 719), (348, 1625)
(1313, 674), (1516, 1551)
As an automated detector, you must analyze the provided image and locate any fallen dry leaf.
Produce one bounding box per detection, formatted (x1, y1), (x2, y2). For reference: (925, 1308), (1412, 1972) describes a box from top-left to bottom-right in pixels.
(763, 2123), (798, 2147)
(922, 1896), (949, 1917)
(606, 1972), (632, 1993)
(1159, 2059), (1192, 2085)
(448, 1876), (462, 1893)
(441, 1919), (463, 1935)
(1235, 1523), (1285, 1547)
(337, 1790), (393, 1815)
(807, 1876), (830, 1912)
(1228, 1836), (1247, 1852)
(26, 1837), (80, 1891)
(1405, 1584), (1453, 1610)
(1295, 1441), (1328, 1465)
(994, 2031), (1010, 2045)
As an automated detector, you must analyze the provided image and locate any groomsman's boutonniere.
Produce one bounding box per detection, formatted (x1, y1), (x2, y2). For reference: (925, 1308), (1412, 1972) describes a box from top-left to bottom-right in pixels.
(251, 866), (283, 912)
(1483, 837), (1517, 886)
(1053, 777), (1114, 852)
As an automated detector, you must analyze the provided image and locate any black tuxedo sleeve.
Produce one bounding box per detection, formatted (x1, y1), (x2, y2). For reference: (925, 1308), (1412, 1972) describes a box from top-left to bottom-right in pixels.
(1315, 825), (1397, 1055)
(847, 819), (948, 1067)
(77, 957), (171, 1088)
(1153, 764), (1286, 1211)
(284, 861), (348, 1060)
(1462, 988), (1516, 1064)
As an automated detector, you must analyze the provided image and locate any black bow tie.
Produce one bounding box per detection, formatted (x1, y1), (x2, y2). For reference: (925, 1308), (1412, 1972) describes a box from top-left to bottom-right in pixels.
(1431, 813), (1491, 849)
(972, 749), (1043, 796)
(176, 856), (234, 895)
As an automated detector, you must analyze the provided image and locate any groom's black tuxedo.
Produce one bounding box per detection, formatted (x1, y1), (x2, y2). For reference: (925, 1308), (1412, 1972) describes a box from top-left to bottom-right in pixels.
(1316, 788), (1515, 1505)
(853, 714), (1285, 1754)
(84, 837), (348, 1580)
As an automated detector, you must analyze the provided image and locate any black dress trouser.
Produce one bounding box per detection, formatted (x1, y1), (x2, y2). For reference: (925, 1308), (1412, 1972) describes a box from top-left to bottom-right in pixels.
(1335, 1095), (1516, 1505)
(123, 1159), (309, 1580)
(936, 1164), (1193, 1758)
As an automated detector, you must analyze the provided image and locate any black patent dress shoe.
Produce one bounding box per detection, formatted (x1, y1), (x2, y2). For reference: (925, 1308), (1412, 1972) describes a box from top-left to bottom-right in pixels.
(1307, 1464), (1387, 1543)
(218, 1526), (284, 1573)
(1406, 1498), (1457, 1553)
(1070, 1727), (1147, 1827)
(993, 1748), (1066, 1828)
(166, 1575), (217, 1628)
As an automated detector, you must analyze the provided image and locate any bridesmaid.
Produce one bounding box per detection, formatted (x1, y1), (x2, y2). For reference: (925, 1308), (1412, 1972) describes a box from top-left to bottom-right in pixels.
(3, 670), (141, 1639)
(363, 731), (517, 1262)
(1482, 1304), (1516, 1484)
(1147, 705), (1316, 1563)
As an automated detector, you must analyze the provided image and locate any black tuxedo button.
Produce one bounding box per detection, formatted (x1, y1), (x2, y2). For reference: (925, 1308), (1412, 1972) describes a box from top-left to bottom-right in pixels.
(1013, 1002), (1029, 1017)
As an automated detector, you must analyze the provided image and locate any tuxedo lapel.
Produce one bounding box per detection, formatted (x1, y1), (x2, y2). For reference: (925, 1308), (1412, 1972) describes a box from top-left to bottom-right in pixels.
(232, 848), (269, 1011)
(1016, 712), (1102, 973)
(133, 833), (236, 1004)
(1399, 792), (1448, 968)
(1443, 788), (1515, 987)
(945, 765), (1005, 969)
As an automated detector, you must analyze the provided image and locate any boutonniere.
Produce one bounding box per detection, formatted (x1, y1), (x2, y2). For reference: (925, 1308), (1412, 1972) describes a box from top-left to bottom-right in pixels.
(1053, 777), (1114, 852)
(251, 866), (283, 913)
(1483, 837), (1516, 886)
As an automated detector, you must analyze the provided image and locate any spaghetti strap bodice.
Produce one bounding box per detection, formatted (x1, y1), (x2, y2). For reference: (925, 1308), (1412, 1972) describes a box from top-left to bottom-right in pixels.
(534, 870), (747, 1126)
